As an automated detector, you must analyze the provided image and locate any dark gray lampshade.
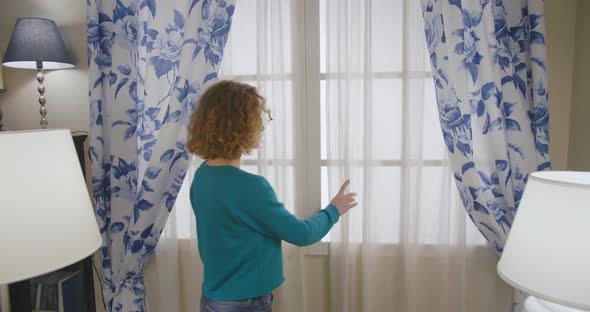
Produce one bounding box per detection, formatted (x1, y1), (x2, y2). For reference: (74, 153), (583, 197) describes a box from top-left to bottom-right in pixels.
(2, 18), (74, 70)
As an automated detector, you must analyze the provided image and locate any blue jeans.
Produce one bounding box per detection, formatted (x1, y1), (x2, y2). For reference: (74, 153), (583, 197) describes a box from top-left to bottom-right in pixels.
(200, 293), (273, 312)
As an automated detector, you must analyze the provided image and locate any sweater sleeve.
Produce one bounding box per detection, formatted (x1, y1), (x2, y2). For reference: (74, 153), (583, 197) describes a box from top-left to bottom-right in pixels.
(242, 176), (340, 246)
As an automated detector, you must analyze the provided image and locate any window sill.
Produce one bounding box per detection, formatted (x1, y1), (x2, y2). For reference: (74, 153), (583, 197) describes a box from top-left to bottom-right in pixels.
(304, 241), (330, 256)
(163, 238), (491, 258)
(303, 241), (491, 257)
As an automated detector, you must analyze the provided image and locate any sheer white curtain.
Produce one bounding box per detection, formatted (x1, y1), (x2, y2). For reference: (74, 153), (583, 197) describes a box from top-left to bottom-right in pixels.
(143, 1), (305, 311)
(144, 1), (514, 311)
(322, 0), (512, 311)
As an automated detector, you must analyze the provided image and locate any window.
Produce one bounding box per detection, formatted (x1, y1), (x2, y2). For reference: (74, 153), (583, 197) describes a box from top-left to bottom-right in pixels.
(219, 0), (297, 213)
(318, 0), (446, 243)
(172, 0), (486, 250)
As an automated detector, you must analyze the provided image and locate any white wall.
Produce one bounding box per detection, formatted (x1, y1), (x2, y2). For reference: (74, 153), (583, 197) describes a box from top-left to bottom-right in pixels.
(0, 0), (88, 132)
(568, 0), (590, 171)
(545, 0), (578, 170)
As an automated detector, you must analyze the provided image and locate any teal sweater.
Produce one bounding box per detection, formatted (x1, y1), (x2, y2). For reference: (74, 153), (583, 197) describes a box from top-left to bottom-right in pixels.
(190, 162), (340, 300)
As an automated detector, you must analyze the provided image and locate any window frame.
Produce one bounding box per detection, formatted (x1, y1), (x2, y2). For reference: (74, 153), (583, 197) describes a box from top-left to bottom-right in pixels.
(306, 0), (445, 255)
(300, 0), (325, 255)
(227, 0), (453, 256)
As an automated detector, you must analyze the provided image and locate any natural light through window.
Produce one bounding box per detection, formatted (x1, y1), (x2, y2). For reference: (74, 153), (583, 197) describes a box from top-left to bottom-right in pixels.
(171, 0), (487, 248)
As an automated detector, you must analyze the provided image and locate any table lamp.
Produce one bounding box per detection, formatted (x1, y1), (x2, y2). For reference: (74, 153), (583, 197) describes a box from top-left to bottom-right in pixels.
(0, 129), (102, 285)
(2, 18), (74, 129)
(497, 171), (590, 312)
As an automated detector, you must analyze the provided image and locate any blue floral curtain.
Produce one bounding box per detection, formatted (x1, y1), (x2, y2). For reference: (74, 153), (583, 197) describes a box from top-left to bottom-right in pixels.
(421, 0), (550, 309)
(87, 0), (235, 310)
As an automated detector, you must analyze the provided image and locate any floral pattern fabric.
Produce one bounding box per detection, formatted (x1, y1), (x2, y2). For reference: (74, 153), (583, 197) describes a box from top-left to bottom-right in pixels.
(421, 0), (550, 309)
(87, 0), (235, 311)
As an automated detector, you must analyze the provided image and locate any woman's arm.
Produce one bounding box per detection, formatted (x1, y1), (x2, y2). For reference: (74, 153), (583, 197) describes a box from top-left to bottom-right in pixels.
(242, 176), (356, 246)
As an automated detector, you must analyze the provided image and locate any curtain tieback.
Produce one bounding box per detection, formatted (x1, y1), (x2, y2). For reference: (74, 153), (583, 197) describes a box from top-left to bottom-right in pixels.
(103, 271), (145, 303)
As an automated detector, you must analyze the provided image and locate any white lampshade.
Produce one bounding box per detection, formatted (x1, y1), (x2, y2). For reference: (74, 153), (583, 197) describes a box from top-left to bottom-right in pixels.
(0, 129), (102, 284)
(497, 171), (590, 311)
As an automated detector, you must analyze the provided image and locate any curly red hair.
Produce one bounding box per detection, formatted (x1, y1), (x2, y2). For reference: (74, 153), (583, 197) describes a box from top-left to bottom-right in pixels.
(187, 80), (270, 160)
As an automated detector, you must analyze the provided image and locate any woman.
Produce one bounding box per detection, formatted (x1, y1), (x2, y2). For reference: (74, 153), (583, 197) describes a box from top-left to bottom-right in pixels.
(187, 80), (357, 312)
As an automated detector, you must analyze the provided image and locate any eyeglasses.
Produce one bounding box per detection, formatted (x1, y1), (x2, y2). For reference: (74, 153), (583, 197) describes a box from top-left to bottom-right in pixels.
(264, 110), (273, 122)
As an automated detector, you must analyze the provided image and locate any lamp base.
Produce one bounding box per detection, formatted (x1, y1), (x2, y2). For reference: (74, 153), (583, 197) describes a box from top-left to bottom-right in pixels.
(525, 297), (588, 312)
(36, 67), (48, 129)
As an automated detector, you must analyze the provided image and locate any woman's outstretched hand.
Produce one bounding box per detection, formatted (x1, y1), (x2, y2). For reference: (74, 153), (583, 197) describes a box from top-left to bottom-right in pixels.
(329, 180), (357, 216)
